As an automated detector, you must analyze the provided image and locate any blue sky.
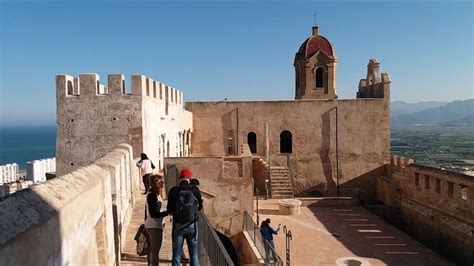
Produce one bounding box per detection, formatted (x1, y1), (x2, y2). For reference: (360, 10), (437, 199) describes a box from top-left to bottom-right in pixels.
(0, 1), (472, 126)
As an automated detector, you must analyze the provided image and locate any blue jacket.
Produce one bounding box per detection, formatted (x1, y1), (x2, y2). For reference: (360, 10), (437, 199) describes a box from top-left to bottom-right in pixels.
(260, 225), (279, 240)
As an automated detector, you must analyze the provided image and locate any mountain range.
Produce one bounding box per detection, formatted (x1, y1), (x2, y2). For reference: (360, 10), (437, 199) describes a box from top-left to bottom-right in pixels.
(391, 99), (474, 127)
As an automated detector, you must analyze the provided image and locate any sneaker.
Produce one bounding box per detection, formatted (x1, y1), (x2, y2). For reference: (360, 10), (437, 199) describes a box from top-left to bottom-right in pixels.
(181, 257), (190, 263)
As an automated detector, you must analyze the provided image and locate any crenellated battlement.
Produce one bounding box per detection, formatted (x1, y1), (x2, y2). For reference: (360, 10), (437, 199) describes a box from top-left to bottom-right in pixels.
(357, 59), (391, 99)
(56, 73), (184, 106)
(390, 154), (414, 170)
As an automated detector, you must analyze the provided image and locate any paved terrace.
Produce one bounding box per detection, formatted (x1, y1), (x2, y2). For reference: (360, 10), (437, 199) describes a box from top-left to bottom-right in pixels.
(257, 199), (452, 266)
(121, 194), (451, 266)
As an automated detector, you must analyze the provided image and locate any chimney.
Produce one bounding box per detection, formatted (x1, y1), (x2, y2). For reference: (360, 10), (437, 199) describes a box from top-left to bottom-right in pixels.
(312, 26), (319, 36)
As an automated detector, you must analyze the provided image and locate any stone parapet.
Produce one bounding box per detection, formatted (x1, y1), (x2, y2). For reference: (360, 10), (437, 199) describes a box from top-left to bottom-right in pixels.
(0, 143), (138, 266)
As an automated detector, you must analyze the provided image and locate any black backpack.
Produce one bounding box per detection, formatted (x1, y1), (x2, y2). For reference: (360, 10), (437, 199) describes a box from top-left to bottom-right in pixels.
(134, 224), (149, 256)
(174, 188), (198, 225)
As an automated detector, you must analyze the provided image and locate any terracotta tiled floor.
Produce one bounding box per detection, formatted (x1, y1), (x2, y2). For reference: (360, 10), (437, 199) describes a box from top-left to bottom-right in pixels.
(256, 199), (453, 266)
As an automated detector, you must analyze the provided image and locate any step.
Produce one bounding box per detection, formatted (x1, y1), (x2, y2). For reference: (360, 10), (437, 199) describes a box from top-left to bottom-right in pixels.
(271, 170), (289, 173)
(271, 185), (292, 189)
(271, 176), (290, 180)
(272, 189), (293, 192)
(271, 183), (292, 187)
(271, 173), (289, 176)
(271, 172), (289, 175)
(271, 186), (293, 191)
(271, 179), (291, 184)
(271, 194), (294, 199)
(272, 181), (290, 185)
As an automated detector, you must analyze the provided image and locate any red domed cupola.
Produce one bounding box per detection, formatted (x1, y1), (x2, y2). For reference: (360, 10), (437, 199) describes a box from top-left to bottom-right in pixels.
(294, 26), (338, 100)
(297, 27), (335, 57)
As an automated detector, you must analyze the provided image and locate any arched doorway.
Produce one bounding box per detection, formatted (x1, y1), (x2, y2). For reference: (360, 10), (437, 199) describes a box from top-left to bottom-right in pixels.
(247, 132), (257, 154)
(280, 130), (292, 153)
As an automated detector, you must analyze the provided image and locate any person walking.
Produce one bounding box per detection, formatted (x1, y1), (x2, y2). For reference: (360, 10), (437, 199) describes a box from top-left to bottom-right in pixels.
(137, 153), (155, 194)
(145, 174), (168, 266)
(260, 218), (280, 262)
(166, 169), (203, 266)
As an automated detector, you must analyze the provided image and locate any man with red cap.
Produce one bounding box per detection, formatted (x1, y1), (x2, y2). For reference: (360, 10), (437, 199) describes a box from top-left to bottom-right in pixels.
(166, 168), (203, 266)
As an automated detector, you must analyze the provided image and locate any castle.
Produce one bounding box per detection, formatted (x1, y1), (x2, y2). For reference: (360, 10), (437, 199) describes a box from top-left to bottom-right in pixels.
(0, 26), (472, 265)
(56, 26), (391, 197)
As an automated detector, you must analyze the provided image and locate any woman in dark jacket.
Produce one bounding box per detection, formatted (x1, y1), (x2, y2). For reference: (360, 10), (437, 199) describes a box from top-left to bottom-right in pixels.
(145, 174), (168, 266)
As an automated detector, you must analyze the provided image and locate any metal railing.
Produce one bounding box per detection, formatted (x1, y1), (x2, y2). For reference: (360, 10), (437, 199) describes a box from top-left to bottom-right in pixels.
(243, 211), (283, 265)
(198, 212), (235, 266)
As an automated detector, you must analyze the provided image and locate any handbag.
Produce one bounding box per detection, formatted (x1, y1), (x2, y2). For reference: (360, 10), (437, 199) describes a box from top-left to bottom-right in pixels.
(134, 203), (149, 256)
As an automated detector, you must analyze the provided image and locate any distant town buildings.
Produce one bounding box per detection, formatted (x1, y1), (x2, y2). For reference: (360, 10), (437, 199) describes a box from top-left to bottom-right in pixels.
(0, 157), (56, 197)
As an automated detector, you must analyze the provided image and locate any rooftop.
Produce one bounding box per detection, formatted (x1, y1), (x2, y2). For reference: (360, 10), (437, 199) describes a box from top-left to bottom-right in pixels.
(256, 199), (451, 265)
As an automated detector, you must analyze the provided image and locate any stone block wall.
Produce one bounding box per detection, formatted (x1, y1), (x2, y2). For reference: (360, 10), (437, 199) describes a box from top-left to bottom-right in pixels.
(56, 73), (192, 176)
(164, 156), (253, 236)
(376, 154), (474, 265)
(0, 143), (138, 265)
(186, 97), (390, 194)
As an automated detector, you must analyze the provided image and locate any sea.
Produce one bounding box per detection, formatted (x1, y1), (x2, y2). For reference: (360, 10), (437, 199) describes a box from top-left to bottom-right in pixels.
(0, 125), (56, 171)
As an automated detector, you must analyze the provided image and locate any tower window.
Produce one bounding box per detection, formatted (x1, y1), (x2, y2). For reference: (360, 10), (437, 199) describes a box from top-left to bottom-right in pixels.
(228, 131), (234, 155)
(247, 132), (257, 154)
(280, 130), (292, 153)
(67, 81), (74, 95)
(315, 68), (324, 88)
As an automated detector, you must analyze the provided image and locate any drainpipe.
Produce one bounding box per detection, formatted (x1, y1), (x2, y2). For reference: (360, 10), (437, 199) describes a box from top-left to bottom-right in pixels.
(287, 154), (295, 197)
(328, 106), (340, 198)
(236, 107), (239, 156)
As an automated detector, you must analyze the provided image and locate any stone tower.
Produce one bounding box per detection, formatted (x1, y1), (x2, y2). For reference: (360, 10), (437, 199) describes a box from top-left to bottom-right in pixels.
(294, 26), (338, 99)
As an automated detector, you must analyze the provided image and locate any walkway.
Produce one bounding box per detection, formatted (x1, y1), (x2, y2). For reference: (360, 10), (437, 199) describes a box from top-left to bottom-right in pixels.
(121, 193), (189, 266)
(256, 199), (452, 266)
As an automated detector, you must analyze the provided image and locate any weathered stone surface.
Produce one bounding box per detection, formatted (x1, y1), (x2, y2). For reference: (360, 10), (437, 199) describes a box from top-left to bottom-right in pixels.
(187, 95), (390, 194)
(165, 156), (253, 236)
(56, 74), (192, 176)
(377, 154), (474, 265)
(0, 144), (138, 266)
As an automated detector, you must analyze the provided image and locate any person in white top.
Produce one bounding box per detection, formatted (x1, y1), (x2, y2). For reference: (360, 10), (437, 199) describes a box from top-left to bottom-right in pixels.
(137, 153), (155, 194)
(146, 174), (167, 266)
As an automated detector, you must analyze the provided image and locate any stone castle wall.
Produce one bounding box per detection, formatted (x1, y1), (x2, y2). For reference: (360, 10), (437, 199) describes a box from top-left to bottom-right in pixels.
(186, 59), (390, 194)
(186, 97), (390, 194)
(56, 73), (192, 176)
(0, 144), (138, 266)
(164, 155), (253, 236)
(376, 154), (474, 265)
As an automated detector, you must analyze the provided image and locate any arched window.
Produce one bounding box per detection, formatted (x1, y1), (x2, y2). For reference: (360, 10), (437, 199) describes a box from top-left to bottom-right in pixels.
(227, 131), (234, 155)
(280, 130), (292, 153)
(247, 132), (257, 154)
(315, 68), (324, 88)
(67, 81), (74, 95)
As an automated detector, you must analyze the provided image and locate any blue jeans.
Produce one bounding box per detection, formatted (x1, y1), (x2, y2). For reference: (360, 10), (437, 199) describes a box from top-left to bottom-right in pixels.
(264, 239), (277, 262)
(172, 223), (199, 266)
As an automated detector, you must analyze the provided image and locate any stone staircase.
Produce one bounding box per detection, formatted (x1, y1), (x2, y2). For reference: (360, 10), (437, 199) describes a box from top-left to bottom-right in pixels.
(270, 166), (294, 199)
